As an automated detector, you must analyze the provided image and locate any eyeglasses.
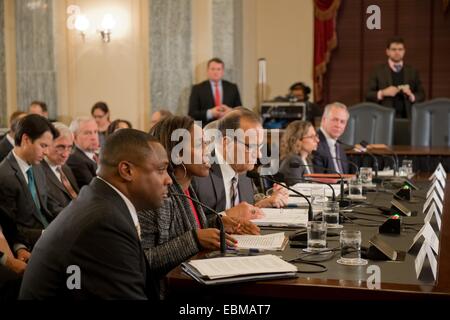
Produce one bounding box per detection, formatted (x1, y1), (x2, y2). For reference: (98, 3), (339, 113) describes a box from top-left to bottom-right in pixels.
(301, 134), (319, 140)
(54, 145), (74, 153)
(234, 138), (264, 152)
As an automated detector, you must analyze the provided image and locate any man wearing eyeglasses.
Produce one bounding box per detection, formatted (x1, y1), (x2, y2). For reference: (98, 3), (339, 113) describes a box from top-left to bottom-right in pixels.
(41, 123), (79, 215)
(193, 108), (289, 223)
(313, 102), (350, 174)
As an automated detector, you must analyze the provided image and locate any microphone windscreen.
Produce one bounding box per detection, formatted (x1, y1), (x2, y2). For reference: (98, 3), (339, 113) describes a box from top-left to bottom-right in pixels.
(246, 170), (259, 179)
(289, 162), (301, 168)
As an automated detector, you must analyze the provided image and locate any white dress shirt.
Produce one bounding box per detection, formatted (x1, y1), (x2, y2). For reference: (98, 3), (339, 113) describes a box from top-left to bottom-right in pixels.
(97, 177), (141, 239)
(12, 150), (31, 184)
(45, 158), (62, 182)
(320, 128), (341, 174)
(6, 134), (15, 147)
(215, 148), (239, 209)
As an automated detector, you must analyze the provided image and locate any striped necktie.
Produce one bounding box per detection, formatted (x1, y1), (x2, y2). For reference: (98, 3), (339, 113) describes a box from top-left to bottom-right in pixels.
(230, 176), (239, 208)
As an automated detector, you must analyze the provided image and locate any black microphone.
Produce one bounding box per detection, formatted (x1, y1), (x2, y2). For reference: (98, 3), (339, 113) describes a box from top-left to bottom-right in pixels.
(331, 156), (359, 175)
(382, 146), (399, 176)
(246, 171), (314, 221)
(337, 139), (379, 177)
(170, 192), (227, 256)
(289, 162), (348, 207)
(274, 172), (336, 202)
(355, 140), (380, 178)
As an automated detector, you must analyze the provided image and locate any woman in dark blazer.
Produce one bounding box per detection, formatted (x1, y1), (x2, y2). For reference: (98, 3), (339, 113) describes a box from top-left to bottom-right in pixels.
(279, 120), (319, 186)
(139, 116), (257, 281)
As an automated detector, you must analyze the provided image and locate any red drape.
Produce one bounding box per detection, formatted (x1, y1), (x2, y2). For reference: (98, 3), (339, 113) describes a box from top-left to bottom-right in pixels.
(314, 0), (341, 102)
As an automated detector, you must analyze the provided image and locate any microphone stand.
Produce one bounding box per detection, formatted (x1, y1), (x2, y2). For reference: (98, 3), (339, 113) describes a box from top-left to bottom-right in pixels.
(171, 192), (227, 256)
(247, 171), (314, 221)
(289, 162), (349, 208)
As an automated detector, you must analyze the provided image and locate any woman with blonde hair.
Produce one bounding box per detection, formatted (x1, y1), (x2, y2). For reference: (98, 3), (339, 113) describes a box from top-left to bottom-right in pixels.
(279, 120), (319, 186)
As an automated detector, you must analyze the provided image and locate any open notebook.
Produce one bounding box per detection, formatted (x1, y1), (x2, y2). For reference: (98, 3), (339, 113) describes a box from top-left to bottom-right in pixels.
(182, 254), (298, 285)
(231, 232), (288, 251)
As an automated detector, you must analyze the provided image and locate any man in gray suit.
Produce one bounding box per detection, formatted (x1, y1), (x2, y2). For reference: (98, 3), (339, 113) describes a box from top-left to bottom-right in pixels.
(0, 114), (59, 254)
(19, 129), (172, 299)
(41, 123), (79, 215)
(193, 109), (288, 221)
(366, 37), (425, 119)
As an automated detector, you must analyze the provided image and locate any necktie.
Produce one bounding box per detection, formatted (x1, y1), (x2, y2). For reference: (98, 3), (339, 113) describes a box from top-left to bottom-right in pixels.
(230, 176), (238, 208)
(335, 144), (344, 174)
(93, 153), (99, 164)
(214, 82), (221, 107)
(57, 166), (78, 199)
(394, 64), (402, 73)
(26, 168), (49, 227)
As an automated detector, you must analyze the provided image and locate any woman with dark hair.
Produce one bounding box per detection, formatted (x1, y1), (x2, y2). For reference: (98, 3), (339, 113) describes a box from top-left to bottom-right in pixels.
(91, 101), (111, 147)
(279, 120), (319, 186)
(106, 119), (132, 135)
(139, 115), (258, 281)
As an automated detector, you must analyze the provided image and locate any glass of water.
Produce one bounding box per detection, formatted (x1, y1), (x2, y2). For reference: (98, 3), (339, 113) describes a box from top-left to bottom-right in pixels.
(348, 178), (363, 197)
(337, 230), (367, 266)
(310, 187), (326, 219)
(322, 201), (341, 228)
(307, 221), (327, 252)
(359, 167), (373, 185)
(402, 159), (413, 175)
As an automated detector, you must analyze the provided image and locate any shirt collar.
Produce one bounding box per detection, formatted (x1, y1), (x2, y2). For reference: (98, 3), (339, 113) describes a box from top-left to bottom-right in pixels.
(209, 79), (222, 86)
(96, 176), (140, 237)
(320, 127), (337, 147)
(76, 145), (96, 162)
(12, 149), (31, 175)
(388, 59), (403, 72)
(215, 147), (238, 183)
(44, 158), (60, 175)
(6, 134), (15, 147)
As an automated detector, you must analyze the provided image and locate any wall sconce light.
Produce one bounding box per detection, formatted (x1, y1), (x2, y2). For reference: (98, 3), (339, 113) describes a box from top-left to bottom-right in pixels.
(100, 14), (116, 43)
(74, 15), (90, 40)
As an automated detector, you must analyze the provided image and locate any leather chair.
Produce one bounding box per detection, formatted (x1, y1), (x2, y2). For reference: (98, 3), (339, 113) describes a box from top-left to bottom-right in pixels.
(411, 98), (450, 147)
(340, 103), (395, 145)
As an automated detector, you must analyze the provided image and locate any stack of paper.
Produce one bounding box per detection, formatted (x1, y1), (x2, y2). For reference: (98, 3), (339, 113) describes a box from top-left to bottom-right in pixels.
(252, 208), (308, 227)
(289, 183), (341, 198)
(232, 232), (287, 251)
(182, 254), (298, 285)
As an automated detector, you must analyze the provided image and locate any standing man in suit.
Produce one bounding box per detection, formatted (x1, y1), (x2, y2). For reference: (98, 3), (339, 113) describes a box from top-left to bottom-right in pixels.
(0, 114), (59, 251)
(188, 58), (242, 125)
(193, 109), (288, 221)
(28, 101), (49, 119)
(0, 111), (27, 162)
(366, 37), (425, 119)
(67, 117), (99, 188)
(19, 129), (172, 299)
(313, 102), (350, 174)
(41, 123), (79, 215)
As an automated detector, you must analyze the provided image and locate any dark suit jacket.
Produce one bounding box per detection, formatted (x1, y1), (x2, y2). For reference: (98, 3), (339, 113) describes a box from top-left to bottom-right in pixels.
(41, 161), (79, 215)
(192, 163), (254, 217)
(312, 130), (349, 174)
(19, 178), (158, 300)
(366, 63), (425, 118)
(279, 154), (314, 186)
(66, 146), (97, 188)
(0, 136), (13, 163)
(0, 153), (58, 248)
(188, 80), (242, 124)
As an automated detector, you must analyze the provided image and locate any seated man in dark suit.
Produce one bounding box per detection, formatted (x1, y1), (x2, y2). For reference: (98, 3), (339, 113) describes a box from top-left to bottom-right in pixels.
(41, 123), (79, 214)
(0, 114), (59, 250)
(366, 36), (425, 119)
(188, 57), (242, 125)
(193, 109), (288, 221)
(19, 129), (172, 299)
(0, 111), (27, 162)
(67, 117), (99, 188)
(313, 102), (350, 174)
